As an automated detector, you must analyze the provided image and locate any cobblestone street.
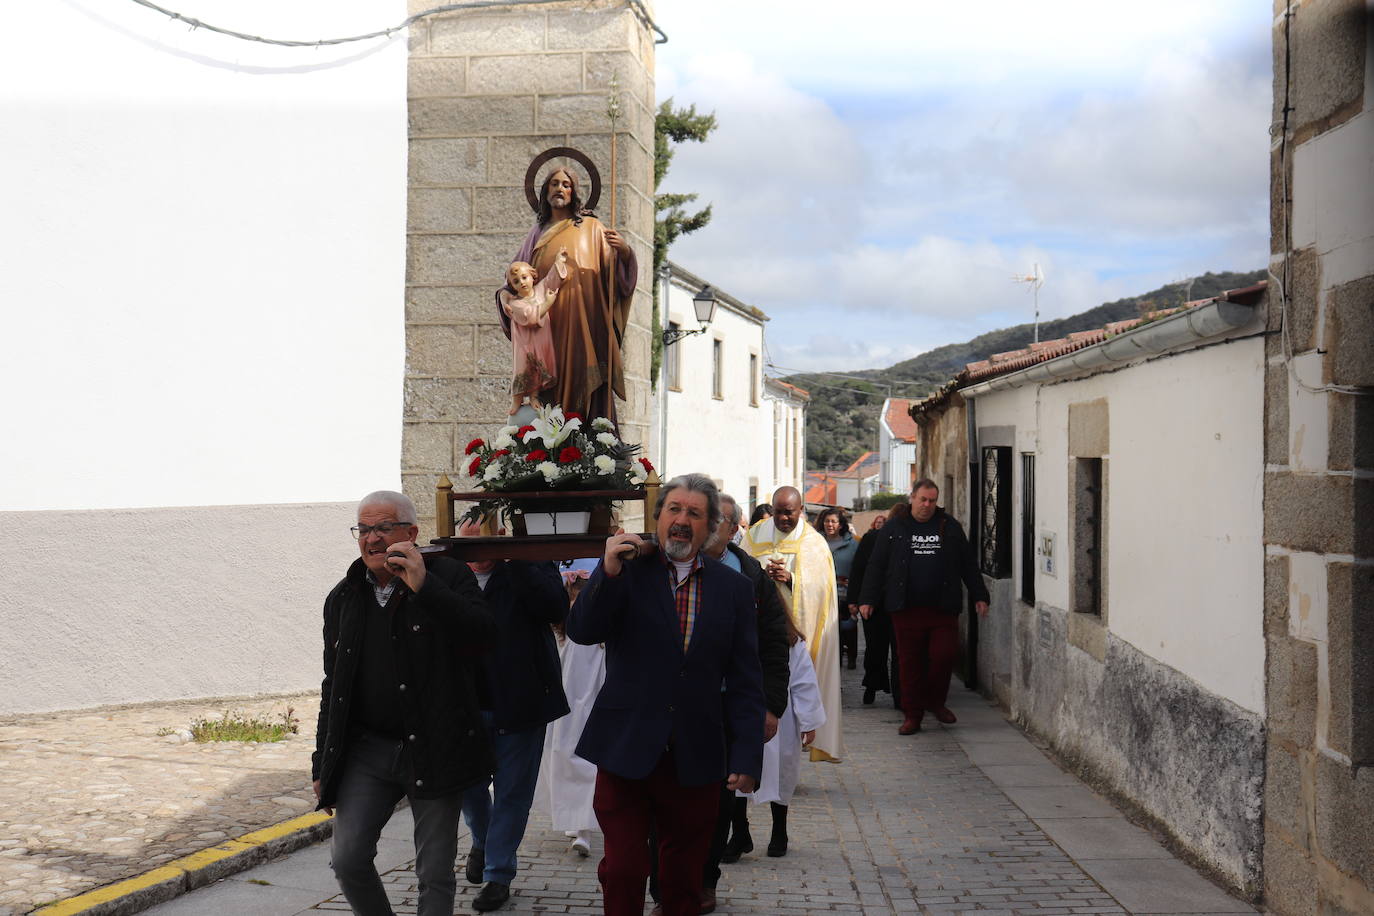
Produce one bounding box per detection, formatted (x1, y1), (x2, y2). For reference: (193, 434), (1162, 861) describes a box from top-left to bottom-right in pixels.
(133, 663), (1258, 915)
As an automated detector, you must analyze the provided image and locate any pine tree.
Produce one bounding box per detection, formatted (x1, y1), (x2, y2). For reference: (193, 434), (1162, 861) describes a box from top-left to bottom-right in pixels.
(652, 100), (716, 384)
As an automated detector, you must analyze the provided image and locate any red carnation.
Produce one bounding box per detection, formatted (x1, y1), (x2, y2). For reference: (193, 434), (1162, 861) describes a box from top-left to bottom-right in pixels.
(468, 455), (482, 476)
(558, 446), (583, 463)
(492, 449), (510, 459)
(526, 449), (549, 462)
(516, 425), (536, 438)
(463, 437), (484, 455)
(565, 412), (584, 422)
(638, 457), (655, 473)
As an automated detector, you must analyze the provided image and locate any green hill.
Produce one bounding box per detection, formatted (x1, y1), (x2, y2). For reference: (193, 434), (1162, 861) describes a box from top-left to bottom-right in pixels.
(790, 269), (1266, 471)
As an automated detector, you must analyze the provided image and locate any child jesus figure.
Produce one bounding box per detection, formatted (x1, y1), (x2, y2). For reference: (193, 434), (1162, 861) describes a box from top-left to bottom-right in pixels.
(499, 247), (568, 415)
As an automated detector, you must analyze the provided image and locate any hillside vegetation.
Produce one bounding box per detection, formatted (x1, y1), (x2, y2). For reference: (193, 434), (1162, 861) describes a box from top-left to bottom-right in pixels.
(790, 269), (1266, 471)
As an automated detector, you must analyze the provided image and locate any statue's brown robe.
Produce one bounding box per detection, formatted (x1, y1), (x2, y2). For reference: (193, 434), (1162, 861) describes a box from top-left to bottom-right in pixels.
(530, 217), (635, 423)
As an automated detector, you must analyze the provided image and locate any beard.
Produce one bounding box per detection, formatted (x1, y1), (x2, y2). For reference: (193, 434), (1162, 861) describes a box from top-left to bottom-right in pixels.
(664, 523), (696, 560)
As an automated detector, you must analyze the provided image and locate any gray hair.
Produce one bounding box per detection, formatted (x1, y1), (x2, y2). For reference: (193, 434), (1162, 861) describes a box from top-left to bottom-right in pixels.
(718, 493), (741, 527)
(653, 473), (722, 530)
(357, 490), (417, 524)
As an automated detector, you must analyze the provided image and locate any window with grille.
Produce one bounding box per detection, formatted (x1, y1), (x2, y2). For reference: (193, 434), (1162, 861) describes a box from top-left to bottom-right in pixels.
(980, 446), (1012, 578)
(1072, 457), (1103, 615)
(1021, 453), (1036, 604)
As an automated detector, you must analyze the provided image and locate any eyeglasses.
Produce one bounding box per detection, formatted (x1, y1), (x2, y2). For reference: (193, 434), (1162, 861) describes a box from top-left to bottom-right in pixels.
(350, 522), (412, 539)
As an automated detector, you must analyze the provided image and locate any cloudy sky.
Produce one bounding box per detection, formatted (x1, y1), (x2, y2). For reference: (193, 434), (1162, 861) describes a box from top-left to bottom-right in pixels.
(653, 0), (1273, 374)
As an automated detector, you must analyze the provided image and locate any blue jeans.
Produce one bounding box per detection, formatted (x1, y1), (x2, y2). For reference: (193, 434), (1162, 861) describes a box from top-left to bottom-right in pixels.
(461, 713), (546, 885)
(330, 731), (462, 916)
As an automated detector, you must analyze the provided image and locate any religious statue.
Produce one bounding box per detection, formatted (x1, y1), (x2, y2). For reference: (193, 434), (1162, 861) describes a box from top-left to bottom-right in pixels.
(498, 248), (568, 415)
(497, 153), (638, 424)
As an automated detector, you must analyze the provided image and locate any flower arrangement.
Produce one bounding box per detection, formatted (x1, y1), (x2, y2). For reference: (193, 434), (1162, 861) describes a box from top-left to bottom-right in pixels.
(460, 405), (654, 525)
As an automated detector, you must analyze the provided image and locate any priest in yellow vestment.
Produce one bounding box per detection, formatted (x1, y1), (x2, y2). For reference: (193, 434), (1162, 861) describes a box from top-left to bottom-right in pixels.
(744, 487), (844, 762)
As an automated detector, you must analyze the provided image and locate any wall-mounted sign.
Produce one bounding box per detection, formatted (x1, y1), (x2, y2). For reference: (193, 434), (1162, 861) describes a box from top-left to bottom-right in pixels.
(1037, 531), (1057, 578)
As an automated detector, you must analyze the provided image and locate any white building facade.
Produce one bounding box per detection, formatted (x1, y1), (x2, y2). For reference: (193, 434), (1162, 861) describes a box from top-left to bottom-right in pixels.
(651, 263), (804, 515)
(911, 288), (1269, 893)
(878, 398), (917, 493)
(0, 1), (410, 715)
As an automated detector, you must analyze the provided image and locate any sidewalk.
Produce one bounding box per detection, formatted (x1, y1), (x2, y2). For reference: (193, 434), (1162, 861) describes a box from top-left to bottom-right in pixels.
(0, 693), (320, 915)
(115, 664), (1261, 915)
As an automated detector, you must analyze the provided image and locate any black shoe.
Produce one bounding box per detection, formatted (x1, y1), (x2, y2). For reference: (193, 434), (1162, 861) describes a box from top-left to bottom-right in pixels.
(862, 687), (875, 705)
(464, 847), (484, 885)
(473, 881), (510, 912)
(720, 832), (753, 863)
(766, 835), (788, 857)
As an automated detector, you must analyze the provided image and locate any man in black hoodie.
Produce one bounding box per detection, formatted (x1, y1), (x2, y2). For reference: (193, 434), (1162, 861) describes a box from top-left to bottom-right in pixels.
(457, 521), (570, 912)
(858, 479), (989, 735)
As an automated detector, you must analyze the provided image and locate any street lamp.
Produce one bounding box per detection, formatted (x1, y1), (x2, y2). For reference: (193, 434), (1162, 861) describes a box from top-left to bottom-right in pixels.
(662, 284), (718, 346)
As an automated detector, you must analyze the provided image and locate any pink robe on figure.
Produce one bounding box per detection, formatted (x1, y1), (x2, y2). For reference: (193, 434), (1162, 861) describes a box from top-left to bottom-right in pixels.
(499, 259), (567, 400)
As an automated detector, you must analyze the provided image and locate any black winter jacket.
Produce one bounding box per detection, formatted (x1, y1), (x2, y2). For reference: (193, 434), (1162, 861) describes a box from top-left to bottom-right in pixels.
(474, 560), (570, 733)
(726, 542), (792, 718)
(312, 556), (494, 807)
(857, 509), (990, 616)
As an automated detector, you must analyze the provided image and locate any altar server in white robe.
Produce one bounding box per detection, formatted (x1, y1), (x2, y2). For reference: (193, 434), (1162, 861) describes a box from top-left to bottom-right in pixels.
(537, 563), (605, 856)
(724, 630), (826, 860)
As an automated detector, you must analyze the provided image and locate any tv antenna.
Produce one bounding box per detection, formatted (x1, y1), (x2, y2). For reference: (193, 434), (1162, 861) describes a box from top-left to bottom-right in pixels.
(1012, 262), (1045, 343)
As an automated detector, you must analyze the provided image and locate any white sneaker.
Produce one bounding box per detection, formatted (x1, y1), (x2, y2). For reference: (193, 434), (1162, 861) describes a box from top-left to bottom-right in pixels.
(570, 835), (591, 857)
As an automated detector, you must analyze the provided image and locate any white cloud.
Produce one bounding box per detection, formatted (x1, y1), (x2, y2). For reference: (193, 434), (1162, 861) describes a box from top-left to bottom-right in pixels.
(654, 0), (1271, 371)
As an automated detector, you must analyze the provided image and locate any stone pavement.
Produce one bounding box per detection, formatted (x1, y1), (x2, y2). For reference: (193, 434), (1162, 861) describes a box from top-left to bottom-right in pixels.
(0, 693), (319, 915)
(133, 663), (1260, 916)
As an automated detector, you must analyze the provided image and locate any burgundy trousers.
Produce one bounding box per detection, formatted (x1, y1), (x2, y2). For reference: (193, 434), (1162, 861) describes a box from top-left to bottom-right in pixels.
(593, 751), (720, 916)
(889, 608), (959, 721)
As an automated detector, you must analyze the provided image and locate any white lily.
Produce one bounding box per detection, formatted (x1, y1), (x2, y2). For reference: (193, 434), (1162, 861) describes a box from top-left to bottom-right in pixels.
(526, 404), (581, 448)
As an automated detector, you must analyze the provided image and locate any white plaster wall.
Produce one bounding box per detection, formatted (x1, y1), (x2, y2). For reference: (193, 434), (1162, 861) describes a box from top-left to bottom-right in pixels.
(0, 2), (406, 712)
(763, 389), (807, 495)
(973, 337), (1267, 714)
(0, 0), (407, 512)
(0, 503), (361, 715)
(656, 283), (767, 501)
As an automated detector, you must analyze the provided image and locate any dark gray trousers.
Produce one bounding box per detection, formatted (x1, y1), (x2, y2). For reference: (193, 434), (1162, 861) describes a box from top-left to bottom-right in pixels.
(329, 731), (462, 916)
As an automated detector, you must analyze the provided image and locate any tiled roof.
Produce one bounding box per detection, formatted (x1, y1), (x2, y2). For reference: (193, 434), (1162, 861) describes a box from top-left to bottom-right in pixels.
(911, 282), (1267, 423)
(774, 379), (810, 398)
(832, 451), (880, 479)
(884, 399), (916, 441)
(804, 472), (837, 505)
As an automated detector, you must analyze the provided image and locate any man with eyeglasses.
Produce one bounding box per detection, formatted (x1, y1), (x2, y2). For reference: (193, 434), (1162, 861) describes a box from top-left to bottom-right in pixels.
(312, 491), (494, 916)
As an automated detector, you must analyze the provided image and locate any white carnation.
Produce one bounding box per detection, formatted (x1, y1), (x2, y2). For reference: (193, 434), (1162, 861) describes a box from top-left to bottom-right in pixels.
(482, 462), (504, 482)
(499, 425), (518, 437)
(493, 433), (515, 449)
(537, 461), (561, 482)
(593, 454), (616, 475)
(629, 470), (646, 486)
(596, 431), (619, 447)
(592, 417), (614, 431)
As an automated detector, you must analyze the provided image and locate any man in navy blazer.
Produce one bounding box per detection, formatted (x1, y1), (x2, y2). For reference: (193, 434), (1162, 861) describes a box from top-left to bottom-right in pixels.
(567, 473), (765, 916)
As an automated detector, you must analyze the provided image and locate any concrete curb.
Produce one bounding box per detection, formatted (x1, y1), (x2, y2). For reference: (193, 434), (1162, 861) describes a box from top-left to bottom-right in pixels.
(30, 811), (334, 916)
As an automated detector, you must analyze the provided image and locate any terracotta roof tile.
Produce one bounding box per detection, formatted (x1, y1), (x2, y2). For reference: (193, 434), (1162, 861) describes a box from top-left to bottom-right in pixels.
(884, 399), (917, 441)
(909, 281), (1268, 417)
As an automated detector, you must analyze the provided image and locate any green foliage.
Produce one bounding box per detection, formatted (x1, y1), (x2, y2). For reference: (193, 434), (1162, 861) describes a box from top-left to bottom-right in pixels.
(792, 269), (1267, 470)
(652, 100), (717, 386)
(189, 707), (300, 743)
(869, 492), (906, 511)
